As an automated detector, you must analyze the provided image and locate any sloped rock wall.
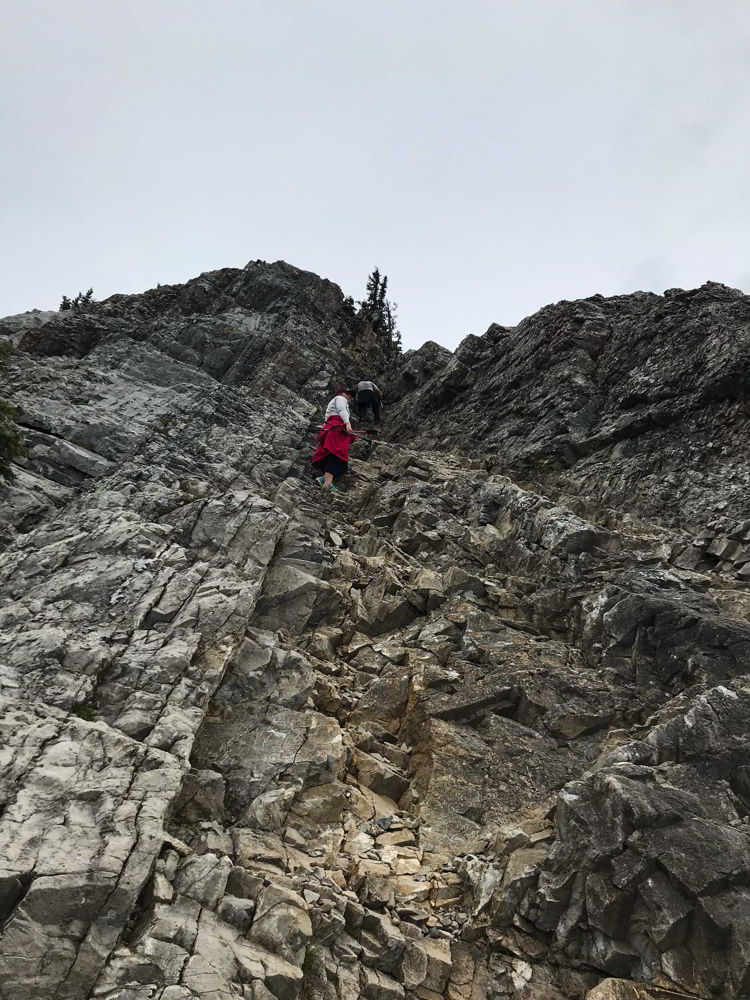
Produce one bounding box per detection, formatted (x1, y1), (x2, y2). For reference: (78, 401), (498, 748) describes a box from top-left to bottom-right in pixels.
(386, 282), (750, 532)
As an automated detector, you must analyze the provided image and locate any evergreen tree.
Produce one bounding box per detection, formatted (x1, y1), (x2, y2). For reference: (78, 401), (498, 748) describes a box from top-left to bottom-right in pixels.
(361, 268), (402, 353)
(365, 268), (381, 310)
(377, 275), (388, 315)
(60, 288), (95, 312)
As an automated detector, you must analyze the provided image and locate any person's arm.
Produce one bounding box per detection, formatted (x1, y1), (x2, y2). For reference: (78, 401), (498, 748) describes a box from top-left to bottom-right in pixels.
(334, 395), (352, 430)
(373, 383), (382, 399)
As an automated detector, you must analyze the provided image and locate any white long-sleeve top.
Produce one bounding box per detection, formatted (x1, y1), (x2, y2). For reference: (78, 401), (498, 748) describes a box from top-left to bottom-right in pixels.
(325, 394), (351, 424)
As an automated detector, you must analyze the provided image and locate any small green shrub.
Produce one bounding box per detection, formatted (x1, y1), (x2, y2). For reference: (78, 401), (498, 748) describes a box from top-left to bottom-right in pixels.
(72, 703), (97, 721)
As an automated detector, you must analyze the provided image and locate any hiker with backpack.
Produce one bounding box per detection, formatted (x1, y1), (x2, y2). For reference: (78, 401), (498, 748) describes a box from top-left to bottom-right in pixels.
(312, 386), (356, 491)
(355, 378), (382, 425)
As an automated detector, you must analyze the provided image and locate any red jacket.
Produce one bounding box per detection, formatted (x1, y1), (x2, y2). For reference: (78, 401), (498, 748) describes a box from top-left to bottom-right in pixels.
(312, 414), (353, 465)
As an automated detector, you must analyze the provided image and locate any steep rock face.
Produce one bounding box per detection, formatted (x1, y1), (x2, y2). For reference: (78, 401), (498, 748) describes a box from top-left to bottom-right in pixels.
(0, 261), (380, 545)
(1, 270), (749, 1000)
(0, 260), (383, 999)
(387, 283), (750, 531)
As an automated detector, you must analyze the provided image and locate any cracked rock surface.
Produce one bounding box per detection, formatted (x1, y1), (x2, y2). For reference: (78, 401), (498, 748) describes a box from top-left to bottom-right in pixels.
(1, 265), (750, 1000)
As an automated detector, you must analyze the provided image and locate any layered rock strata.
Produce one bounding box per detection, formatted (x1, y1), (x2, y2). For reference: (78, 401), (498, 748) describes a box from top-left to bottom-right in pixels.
(387, 282), (750, 530)
(1, 267), (749, 1000)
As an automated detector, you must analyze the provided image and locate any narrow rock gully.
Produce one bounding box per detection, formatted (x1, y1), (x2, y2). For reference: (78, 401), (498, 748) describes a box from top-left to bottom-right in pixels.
(89, 432), (750, 1000)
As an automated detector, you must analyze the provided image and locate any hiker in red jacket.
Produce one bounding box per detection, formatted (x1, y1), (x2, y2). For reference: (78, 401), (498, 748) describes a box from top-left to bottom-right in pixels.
(312, 386), (356, 491)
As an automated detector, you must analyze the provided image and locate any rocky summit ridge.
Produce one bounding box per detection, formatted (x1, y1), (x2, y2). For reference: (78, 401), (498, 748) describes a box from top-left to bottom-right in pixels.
(0, 261), (749, 1000)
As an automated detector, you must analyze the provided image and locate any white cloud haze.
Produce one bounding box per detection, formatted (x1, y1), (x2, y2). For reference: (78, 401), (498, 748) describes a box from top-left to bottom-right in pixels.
(2, 0), (750, 349)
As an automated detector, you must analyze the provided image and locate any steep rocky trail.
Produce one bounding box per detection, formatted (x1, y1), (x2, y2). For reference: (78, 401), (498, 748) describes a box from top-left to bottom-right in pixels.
(90, 442), (750, 1000)
(1, 266), (750, 1000)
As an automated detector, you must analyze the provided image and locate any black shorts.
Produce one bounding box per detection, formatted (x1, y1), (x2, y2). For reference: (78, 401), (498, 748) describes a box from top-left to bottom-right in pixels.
(313, 454), (347, 479)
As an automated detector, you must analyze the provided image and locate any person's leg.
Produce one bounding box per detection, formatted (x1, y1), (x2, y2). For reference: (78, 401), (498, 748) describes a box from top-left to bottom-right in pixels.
(372, 395), (381, 424)
(324, 454), (345, 488)
(312, 459), (326, 487)
(359, 389), (375, 422)
(326, 455), (349, 486)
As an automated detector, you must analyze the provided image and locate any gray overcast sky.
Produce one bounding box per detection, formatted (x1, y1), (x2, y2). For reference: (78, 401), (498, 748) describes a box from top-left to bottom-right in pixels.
(3, 0), (750, 350)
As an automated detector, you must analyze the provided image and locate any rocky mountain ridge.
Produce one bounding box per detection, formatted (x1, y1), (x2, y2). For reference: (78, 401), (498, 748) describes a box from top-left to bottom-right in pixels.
(0, 262), (749, 1000)
(387, 282), (750, 530)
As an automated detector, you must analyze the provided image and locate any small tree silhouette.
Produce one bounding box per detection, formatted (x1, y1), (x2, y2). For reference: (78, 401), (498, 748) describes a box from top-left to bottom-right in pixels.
(60, 288), (95, 312)
(361, 268), (402, 353)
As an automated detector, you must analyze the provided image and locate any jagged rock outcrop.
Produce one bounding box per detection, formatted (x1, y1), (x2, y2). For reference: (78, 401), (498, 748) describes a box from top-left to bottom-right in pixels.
(387, 283), (750, 531)
(1, 267), (749, 1000)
